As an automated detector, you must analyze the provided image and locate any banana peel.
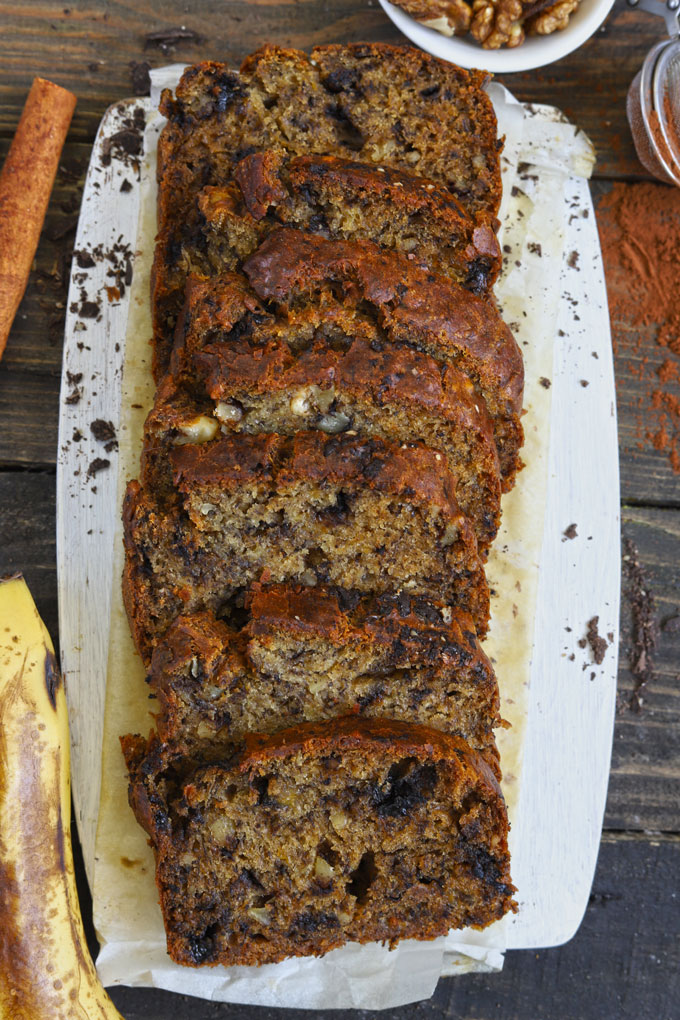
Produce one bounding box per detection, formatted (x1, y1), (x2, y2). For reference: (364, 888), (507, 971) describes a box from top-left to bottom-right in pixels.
(0, 574), (123, 1020)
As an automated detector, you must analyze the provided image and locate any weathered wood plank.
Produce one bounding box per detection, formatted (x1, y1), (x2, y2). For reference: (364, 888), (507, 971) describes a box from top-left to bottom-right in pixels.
(0, 470), (57, 642)
(609, 508), (680, 832)
(0, 369), (59, 466)
(0, 1), (658, 179)
(102, 834), (679, 1020)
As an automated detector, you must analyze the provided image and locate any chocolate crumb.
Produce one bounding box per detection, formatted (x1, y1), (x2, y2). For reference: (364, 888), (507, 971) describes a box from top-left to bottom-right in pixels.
(585, 616), (609, 665)
(74, 249), (95, 269)
(567, 250), (580, 269)
(90, 419), (117, 445)
(580, 379), (590, 388)
(79, 299), (100, 319)
(72, 429), (84, 442)
(539, 377), (551, 389)
(527, 241), (542, 257)
(86, 457), (111, 478)
(129, 59), (151, 96)
(578, 638), (587, 649)
(563, 523), (578, 540)
(120, 178), (133, 193)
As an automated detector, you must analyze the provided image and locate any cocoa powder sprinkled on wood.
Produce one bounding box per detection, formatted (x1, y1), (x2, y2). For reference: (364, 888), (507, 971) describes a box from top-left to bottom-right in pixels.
(597, 182), (680, 473)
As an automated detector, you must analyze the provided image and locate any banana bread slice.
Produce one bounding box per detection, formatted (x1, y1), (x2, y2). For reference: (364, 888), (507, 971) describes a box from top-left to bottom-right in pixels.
(121, 717), (516, 967)
(147, 590), (500, 769)
(150, 335), (501, 553)
(123, 432), (489, 663)
(198, 152), (501, 293)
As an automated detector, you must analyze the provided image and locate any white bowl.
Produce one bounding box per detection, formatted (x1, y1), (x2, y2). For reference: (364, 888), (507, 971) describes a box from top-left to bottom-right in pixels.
(379, 0), (616, 72)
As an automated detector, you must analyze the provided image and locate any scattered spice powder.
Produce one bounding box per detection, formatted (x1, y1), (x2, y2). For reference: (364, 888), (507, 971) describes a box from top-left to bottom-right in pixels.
(597, 182), (680, 473)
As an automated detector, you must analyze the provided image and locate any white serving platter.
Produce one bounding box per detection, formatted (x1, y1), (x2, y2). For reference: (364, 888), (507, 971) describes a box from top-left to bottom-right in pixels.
(56, 86), (620, 995)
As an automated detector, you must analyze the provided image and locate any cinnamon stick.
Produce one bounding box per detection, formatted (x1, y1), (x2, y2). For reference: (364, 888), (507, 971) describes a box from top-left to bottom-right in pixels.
(0, 78), (77, 359)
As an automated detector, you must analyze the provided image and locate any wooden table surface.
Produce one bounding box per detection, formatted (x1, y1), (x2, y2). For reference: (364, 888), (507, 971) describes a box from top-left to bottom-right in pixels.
(1, 2), (679, 1018)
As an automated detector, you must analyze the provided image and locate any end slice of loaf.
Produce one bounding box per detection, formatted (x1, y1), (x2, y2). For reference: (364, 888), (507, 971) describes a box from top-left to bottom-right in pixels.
(122, 717), (516, 967)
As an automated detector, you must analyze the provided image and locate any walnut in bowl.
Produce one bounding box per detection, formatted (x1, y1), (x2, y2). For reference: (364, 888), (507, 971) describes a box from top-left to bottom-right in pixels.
(380, 0), (615, 70)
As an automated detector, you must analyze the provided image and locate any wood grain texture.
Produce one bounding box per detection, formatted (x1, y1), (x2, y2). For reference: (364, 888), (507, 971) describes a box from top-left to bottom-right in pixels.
(103, 835), (679, 1020)
(0, 1), (660, 179)
(609, 508), (680, 833)
(0, 471), (57, 642)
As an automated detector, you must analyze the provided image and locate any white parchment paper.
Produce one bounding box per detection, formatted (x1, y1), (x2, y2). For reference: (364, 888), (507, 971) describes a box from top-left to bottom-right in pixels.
(89, 72), (595, 1007)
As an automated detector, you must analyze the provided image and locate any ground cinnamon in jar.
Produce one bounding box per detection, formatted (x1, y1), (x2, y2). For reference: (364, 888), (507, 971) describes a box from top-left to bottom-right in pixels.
(597, 181), (680, 474)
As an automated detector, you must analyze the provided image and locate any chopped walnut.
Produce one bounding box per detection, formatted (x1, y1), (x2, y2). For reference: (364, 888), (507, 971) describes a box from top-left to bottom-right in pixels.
(471, 0), (525, 48)
(525, 0), (580, 34)
(398, 0), (472, 35)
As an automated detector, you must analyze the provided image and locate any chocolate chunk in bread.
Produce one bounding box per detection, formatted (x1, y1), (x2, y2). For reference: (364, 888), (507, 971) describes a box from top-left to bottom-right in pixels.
(122, 717), (516, 967)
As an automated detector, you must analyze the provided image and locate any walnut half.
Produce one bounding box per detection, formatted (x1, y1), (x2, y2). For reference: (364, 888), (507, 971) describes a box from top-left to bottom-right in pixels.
(525, 0), (580, 34)
(470, 0), (525, 49)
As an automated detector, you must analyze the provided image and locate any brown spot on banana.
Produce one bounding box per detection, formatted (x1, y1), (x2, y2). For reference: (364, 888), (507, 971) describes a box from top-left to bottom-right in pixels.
(44, 647), (61, 710)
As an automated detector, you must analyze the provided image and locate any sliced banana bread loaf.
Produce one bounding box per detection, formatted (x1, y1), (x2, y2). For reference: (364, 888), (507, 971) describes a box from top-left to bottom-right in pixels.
(242, 229), (523, 487)
(122, 717), (516, 967)
(147, 590), (500, 769)
(198, 151), (501, 293)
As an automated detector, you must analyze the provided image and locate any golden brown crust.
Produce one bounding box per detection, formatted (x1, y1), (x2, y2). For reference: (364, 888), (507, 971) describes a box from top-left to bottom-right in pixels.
(157, 333), (502, 551)
(245, 583), (489, 671)
(170, 431), (462, 516)
(201, 151), (501, 293)
(243, 229), (521, 414)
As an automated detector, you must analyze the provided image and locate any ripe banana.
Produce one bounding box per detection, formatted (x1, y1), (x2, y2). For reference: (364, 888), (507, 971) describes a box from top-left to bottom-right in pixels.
(0, 574), (123, 1020)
